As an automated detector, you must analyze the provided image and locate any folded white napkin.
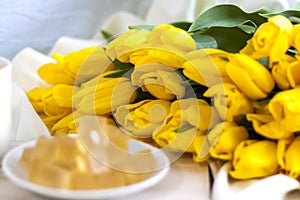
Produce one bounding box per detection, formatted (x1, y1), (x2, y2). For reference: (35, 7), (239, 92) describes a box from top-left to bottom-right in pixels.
(212, 163), (300, 200)
(0, 57), (11, 157)
(11, 83), (50, 140)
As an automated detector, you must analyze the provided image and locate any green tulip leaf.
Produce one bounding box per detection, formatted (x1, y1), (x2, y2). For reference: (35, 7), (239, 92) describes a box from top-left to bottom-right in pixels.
(237, 24), (256, 34)
(104, 69), (132, 79)
(191, 34), (218, 49)
(170, 21), (192, 30)
(199, 26), (252, 53)
(260, 10), (300, 19)
(113, 59), (134, 71)
(189, 4), (268, 33)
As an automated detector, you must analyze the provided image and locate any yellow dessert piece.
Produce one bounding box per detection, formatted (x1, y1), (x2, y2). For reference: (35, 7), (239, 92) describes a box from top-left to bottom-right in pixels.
(20, 134), (156, 190)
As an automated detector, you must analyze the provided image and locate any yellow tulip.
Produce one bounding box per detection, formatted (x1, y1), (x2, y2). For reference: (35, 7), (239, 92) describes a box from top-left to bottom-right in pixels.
(229, 140), (279, 179)
(27, 87), (52, 113)
(204, 83), (253, 122)
(42, 85), (75, 117)
(287, 60), (300, 88)
(226, 54), (275, 100)
(169, 98), (221, 131)
(280, 136), (300, 179)
(74, 72), (137, 115)
(147, 24), (196, 53)
(152, 98), (220, 160)
(240, 15), (292, 64)
(106, 29), (150, 62)
(27, 84), (78, 130)
(38, 61), (75, 85)
(38, 47), (114, 85)
(182, 49), (233, 86)
(290, 24), (300, 57)
(114, 99), (171, 137)
(247, 113), (294, 139)
(209, 121), (249, 160)
(269, 88), (300, 132)
(129, 48), (186, 69)
(153, 124), (209, 162)
(65, 47), (115, 84)
(51, 112), (81, 135)
(271, 54), (297, 90)
(277, 137), (294, 169)
(131, 64), (185, 100)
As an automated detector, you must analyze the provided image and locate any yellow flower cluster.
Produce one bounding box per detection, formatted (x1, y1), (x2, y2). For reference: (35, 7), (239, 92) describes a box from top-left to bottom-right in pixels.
(27, 16), (300, 180)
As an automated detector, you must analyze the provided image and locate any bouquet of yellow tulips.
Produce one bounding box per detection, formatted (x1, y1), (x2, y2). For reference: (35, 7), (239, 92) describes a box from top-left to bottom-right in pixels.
(27, 5), (300, 180)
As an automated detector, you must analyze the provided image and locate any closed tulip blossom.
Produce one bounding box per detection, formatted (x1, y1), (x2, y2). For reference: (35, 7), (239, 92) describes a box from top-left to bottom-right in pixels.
(182, 49), (233, 86)
(240, 15), (293, 65)
(131, 64), (186, 100)
(271, 54), (297, 90)
(51, 112), (80, 135)
(226, 54), (275, 100)
(129, 48), (187, 69)
(39, 47), (114, 85)
(247, 113), (294, 139)
(279, 136), (300, 179)
(230, 140), (279, 179)
(153, 98), (221, 161)
(27, 87), (52, 113)
(209, 121), (249, 160)
(290, 24), (300, 58)
(106, 29), (150, 62)
(27, 84), (78, 132)
(147, 24), (196, 53)
(268, 88), (300, 133)
(204, 83), (253, 122)
(247, 89), (300, 139)
(114, 99), (171, 137)
(74, 72), (137, 115)
(286, 60), (300, 88)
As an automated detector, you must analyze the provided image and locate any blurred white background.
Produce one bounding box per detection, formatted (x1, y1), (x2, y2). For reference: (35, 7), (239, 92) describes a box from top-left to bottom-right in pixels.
(0, 0), (298, 59)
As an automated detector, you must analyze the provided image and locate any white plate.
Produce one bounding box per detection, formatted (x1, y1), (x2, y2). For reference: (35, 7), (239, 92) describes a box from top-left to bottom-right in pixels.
(2, 139), (170, 199)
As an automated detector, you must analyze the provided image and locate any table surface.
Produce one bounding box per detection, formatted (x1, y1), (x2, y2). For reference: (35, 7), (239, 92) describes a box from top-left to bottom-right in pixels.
(0, 142), (210, 200)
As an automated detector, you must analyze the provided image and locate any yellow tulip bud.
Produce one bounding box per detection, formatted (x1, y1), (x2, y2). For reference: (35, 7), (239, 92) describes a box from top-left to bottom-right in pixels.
(42, 85), (73, 117)
(148, 24), (196, 53)
(65, 47), (115, 84)
(182, 49), (233, 86)
(51, 112), (80, 135)
(131, 64), (185, 100)
(114, 100), (171, 137)
(280, 136), (300, 179)
(129, 48), (186, 69)
(226, 54), (275, 100)
(247, 113), (294, 139)
(74, 73), (137, 115)
(240, 15), (292, 64)
(38, 47), (114, 85)
(27, 87), (52, 113)
(204, 83), (253, 122)
(209, 121), (249, 160)
(229, 140), (279, 179)
(169, 98), (221, 131)
(38, 61), (75, 85)
(269, 88), (300, 133)
(277, 137), (294, 169)
(271, 54), (297, 90)
(153, 124), (209, 162)
(152, 98), (220, 158)
(290, 24), (300, 57)
(287, 60), (300, 88)
(106, 29), (150, 62)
